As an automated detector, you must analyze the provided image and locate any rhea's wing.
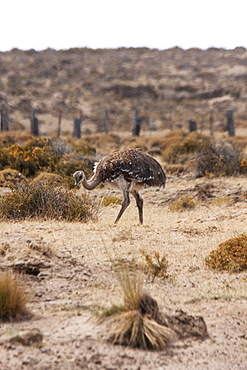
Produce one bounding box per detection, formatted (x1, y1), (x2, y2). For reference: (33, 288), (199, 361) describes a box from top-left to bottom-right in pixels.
(100, 149), (166, 187)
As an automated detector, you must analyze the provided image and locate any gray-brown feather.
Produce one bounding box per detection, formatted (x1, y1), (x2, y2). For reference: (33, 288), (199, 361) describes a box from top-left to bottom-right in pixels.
(95, 149), (166, 187)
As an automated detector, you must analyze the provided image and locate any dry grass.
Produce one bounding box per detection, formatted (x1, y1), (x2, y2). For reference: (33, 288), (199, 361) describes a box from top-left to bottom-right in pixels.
(101, 266), (175, 350)
(0, 271), (29, 321)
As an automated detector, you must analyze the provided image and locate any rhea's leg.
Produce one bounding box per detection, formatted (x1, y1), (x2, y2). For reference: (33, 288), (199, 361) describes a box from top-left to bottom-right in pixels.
(131, 190), (144, 224)
(114, 190), (130, 224)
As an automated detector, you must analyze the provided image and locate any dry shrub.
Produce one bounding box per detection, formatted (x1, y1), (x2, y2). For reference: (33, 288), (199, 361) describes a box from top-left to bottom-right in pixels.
(32, 172), (63, 186)
(196, 141), (242, 177)
(168, 195), (196, 211)
(162, 131), (210, 164)
(140, 250), (170, 283)
(0, 168), (28, 187)
(102, 267), (175, 350)
(0, 132), (33, 148)
(0, 271), (28, 321)
(101, 196), (122, 207)
(205, 234), (247, 272)
(0, 183), (93, 221)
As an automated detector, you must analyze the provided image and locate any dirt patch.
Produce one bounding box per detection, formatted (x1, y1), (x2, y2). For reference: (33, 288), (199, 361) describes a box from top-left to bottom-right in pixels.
(0, 176), (247, 369)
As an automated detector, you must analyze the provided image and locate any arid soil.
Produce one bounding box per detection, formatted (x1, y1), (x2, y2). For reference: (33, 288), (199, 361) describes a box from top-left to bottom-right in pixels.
(0, 174), (246, 369)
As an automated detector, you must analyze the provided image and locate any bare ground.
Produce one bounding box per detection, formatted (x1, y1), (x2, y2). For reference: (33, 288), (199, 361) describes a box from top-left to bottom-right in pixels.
(0, 175), (247, 369)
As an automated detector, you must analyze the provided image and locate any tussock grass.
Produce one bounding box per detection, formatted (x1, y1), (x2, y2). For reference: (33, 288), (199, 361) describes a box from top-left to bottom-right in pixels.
(0, 271), (28, 321)
(101, 266), (175, 350)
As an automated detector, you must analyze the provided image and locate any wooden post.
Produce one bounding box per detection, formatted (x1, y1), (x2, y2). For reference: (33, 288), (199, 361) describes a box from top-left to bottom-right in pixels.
(188, 120), (197, 132)
(132, 108), (141, 136)
(226, 108), (235, 137)
(209, 111), (214, 136)
(57, 111), (62, 137)
(30, 110), (39, 136)
(1, 108), (9, 131)
(104, 109), (110, 133)
(73, 118), (82, 138)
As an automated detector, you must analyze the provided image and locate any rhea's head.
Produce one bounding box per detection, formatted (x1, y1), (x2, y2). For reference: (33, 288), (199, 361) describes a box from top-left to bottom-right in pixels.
(73, 171), (84, 186)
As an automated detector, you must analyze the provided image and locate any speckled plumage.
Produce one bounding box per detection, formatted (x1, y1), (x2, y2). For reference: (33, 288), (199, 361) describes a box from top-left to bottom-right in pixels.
(73, 148), (166, 224)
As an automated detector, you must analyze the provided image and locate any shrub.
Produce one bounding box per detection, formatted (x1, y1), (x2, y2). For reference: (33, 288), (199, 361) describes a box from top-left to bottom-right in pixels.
(0, 169), (28, 187)
(0, 271), (28, 320)
(140, 250), (169, 283)
(162, 132), (211, 164)
(196, 141), (242, 177)
(205, 235), (247, 272)
(168, 195), (196, 211)
(32, 172), (63, 186)
(0, 138), (60, 176)
(0, 183), (93, 221)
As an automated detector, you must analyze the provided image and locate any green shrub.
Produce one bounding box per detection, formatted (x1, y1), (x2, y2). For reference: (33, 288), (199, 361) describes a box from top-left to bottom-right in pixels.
(205, 235), (247, 272)
(0, 183), (93, 221)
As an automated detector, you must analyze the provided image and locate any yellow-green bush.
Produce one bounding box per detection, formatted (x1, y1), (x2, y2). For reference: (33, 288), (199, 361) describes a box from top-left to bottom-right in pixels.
(205, 235), (247, 272)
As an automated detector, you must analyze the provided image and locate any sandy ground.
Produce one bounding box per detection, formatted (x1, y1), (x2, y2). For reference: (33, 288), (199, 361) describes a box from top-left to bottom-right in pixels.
(0, 175), (247, 369)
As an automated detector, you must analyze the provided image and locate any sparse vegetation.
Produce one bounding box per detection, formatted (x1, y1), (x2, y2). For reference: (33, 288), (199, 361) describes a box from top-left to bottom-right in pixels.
(102, 267), (175, 350)
(205, 235), (247, 272)
(0, 183), (93, 221)
(140, 250), (170, 283)
(0, 271), (28, 320)
(101, 196), (122, 207)
(168, 195), (196, 211)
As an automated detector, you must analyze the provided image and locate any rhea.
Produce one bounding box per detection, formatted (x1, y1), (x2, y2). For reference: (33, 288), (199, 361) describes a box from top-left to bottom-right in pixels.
(73, 148), (166, 224)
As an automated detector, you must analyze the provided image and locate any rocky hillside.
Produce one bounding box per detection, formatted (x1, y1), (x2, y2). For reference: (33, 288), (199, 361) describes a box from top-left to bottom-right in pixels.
(0, 47), (247, 136)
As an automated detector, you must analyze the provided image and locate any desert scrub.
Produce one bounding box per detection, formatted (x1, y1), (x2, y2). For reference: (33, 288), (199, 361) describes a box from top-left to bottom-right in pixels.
(0, 183), (93, 221)
(140, 250), (170, 283)
(196, 141), (242, 177)
(0, 168), (28, 187)
(205, 235), (247, 272)
(168, 195), (196, 211)
(0, 138), (60, 176)
(0, 271), (28, 320)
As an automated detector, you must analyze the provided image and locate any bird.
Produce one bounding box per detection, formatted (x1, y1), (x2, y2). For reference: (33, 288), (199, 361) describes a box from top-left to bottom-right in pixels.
(73, 148), (166, 224)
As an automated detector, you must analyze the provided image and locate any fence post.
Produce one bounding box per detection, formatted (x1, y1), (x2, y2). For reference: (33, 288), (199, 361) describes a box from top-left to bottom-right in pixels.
(209, 111), (214, 136)
(30, 110), (39, 136)
(226, 108), (235, 137)
(188, 120), (197, 132)
(73, 118), (82, 138)
(57, 111), (62, 138)
(1, 108), (9, 131)
(104, 109), (110, 133)
(132, 108), (141, 136)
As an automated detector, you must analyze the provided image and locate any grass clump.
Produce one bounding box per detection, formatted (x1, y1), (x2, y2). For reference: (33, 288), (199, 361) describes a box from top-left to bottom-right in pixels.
(0, 271), (28, 321)
(0, 183), (93, 221)
(168, 195), (196, 211)
(205, 234), (247, 272)
(101, 196), (122, 207)
(101, 266), (175, 350)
